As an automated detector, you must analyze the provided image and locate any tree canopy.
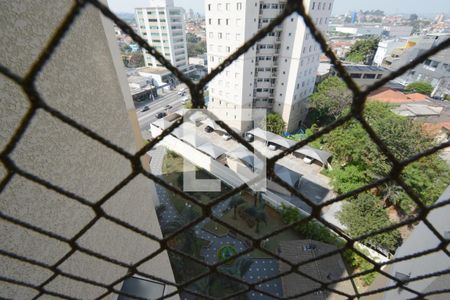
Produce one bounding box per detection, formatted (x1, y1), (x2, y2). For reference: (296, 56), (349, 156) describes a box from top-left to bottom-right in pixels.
(338, 193), (402, 253)
(308, 77), (352, 125)
(319, 102), (450, 214)
(405, 81), (433, 96)
(260, 112), (286, 135)
(187, 32), (206, 57)
(345, 37), (380, 64)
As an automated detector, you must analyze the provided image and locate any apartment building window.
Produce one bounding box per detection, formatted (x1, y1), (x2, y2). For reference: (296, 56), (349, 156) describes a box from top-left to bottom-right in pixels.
(226, 46), (231, 53)
(226, 3), (230, 10)
(208, 4), (211, 11)
(218, 19), (221, 25)
(271, 4), (278, 9)
(237, 2), (242, 10)
(318, 2), (321, 9)
(351, 73), (362, 79)
(217, 3), (222, 10)
(236, 33), (241, 41)
(209, 32), (213, 38)
(312, 2), (315, 9)
(329, 3), (332, 9)
(218, 45), (223, 52)
(209, 18), (212, 24)
(148, 18), (158, 22)
(218, 33), (223, 39)
(236, 18), (242, 26)
(225, 33), (230, 40)
(376, 74), (383, 79)
(226, 19), (229, 25)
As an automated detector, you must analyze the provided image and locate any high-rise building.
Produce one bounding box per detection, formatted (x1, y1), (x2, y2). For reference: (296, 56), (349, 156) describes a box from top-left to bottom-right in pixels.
(135, 0), (189, 72)
(205, 0), (333, 132)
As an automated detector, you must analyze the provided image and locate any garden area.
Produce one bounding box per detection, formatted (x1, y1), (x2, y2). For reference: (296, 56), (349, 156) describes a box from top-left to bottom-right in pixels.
(160, 149), (383, 292)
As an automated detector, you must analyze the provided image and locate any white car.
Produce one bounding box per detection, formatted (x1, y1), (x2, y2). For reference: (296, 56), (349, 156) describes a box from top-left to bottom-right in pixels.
(222, 133), (232, 141)
(180, 96), (189, 104)
(177, 88), (186, 95)
(268, 144), (277, 151)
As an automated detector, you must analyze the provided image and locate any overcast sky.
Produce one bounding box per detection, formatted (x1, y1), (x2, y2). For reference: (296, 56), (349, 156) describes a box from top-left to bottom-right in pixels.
(107, 0), (450, 16)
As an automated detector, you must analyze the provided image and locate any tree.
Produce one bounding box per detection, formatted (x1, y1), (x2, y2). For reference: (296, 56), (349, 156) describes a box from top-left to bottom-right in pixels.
(321, 102), (449, 214)
(309, 77), (352, 124)
(280, 205), (341, 245)
(405, 81), (433, 96)
(244, 201), (267, 233)
(187, 32), (207, 57)
(338, 193), (402, 253)
(260, 112), (285, 135)
(228, 196), (245, 219)
(345, 37), (380, 64)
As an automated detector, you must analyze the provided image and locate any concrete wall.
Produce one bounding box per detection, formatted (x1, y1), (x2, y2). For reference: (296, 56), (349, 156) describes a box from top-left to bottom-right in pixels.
(0, 1), (176, 298)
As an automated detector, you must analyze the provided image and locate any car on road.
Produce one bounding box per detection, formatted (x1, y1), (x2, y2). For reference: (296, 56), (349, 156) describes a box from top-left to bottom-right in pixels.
(222, 133), (232, 141)
(180, 96), (189, 104)
(177, 88), (186, 95)
(155, 112), (167, 119)
(204, 126), (214, 133)
(141, 105), (149, 112)
(165, 105), (172, 110)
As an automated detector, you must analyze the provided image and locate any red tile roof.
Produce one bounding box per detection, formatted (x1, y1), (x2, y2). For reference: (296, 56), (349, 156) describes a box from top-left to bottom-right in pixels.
(368, 88), (429, 103)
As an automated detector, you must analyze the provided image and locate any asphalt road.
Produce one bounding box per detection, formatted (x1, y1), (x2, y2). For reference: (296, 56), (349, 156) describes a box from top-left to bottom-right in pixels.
(136, 85), (188, 130)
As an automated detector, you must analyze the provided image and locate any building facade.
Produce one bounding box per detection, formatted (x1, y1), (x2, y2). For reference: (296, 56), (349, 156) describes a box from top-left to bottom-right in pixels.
(205, 0), (333, 132)
(135, 0), (189, 72)
(1, 0), (176, 298)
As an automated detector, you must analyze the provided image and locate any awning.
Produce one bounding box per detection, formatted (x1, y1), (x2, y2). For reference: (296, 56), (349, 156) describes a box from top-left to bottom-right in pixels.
(197, 143), (227, 159)
(181, 132), (206, 147)
(248, 128), (332, 166)
(202, 118), (222, 131)
(248, 128), (295, 148)
(226, 146), (264, 171)
(295, 145), (332, 166)
(171, 122), (197, 138)
(274, 164), (300, 187)
(152, 117), (173, 130)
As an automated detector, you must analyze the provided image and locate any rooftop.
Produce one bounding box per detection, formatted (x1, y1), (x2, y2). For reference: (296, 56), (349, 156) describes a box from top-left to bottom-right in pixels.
(342, 65), (388, 73)
(278, 240), (355, 299)
(138, 66), (171, 75)
(368, 88), (430, 104)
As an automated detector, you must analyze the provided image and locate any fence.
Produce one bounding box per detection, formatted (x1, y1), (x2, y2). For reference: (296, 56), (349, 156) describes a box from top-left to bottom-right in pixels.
(1, 0), (449, 299)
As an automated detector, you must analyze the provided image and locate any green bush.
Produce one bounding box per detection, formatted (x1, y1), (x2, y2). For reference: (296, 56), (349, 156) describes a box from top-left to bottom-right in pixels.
(405, 81), (433, 95)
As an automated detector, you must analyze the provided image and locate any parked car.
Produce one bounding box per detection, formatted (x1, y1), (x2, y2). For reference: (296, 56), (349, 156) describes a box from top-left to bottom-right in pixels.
(141, 105), (149, 112)
(155, 112), (166, 119)
(204, 126), (214, 133)
(180, 96), (189, 104)
(244, 133), (254, 142)
(177, 88), (186, 95)
(268, 143), (277, 151)
(165, 104), (172, 110)
(222, 133), (232, 141)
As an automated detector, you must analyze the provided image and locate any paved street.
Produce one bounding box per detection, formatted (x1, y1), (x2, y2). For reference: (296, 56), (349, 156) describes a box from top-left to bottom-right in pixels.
(136, 84), (188, 130)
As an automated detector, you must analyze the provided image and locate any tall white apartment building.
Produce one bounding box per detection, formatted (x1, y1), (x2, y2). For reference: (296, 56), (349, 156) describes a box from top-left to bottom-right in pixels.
(205, 0), (333, 132)
(135, 0), (189, 71)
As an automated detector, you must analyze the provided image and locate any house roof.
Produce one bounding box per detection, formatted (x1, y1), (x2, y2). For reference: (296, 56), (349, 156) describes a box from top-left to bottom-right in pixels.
(368, 87), (429, 103)
(278, 240), (355, 300)
(392, 104), (443, 117)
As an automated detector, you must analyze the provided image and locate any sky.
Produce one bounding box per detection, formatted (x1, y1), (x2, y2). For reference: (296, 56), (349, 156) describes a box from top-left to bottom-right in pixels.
(107, 0), (450, 16)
